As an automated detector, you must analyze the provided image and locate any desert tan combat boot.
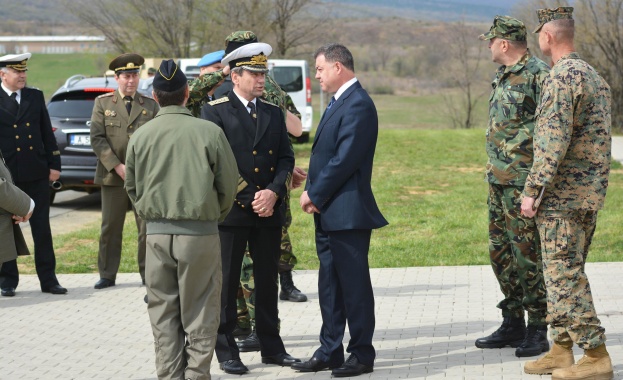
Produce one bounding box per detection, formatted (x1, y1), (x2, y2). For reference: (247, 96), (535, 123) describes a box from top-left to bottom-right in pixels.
(524, 341), (574, 375)
(551, 344), (613, 380)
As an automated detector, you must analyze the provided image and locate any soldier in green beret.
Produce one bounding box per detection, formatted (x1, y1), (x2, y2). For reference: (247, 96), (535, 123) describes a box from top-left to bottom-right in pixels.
(520, 7), (614, 379)
(476, 15), (550, 358)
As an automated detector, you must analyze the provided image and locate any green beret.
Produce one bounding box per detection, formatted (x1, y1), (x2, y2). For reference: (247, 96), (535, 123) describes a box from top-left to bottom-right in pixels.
(534, 7), (574, 33)
(479, 15), (526, 42)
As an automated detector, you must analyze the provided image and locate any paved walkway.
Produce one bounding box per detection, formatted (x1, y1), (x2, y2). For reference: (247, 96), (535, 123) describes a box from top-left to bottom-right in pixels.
(1, 265), (621, 379)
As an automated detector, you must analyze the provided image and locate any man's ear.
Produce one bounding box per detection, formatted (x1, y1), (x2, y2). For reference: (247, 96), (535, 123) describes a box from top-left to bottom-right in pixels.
(151, 90), (159, 104)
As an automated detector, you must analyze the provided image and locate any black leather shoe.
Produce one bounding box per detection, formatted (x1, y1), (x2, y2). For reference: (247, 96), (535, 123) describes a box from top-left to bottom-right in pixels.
(237, 331), (260, 352)
(262, 352), (301, 366)
(1, 287), (15, 297)
(291, 356), (341, 372)
(219, 359), (248, 375)
(233, 325), (252, 338)
(42, 285), (67, 294)
(475, 317), (526, 348)
(331, 355), (373, 377)
(515, 325), (549, 357)
(279, 270), (308, 302)
(94, 278), (115, 289)
(144, 294), (148, 303)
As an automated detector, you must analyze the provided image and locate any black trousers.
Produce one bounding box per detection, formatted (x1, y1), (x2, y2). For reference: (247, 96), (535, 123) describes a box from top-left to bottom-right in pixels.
(215, 225), (285, 362)
(0, 178), (59, 290)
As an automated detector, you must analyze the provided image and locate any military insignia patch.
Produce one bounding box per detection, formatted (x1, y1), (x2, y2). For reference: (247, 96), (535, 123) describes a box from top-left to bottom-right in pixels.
(208, 97), (230, 106)
(105, 110), (111, 117)
(111, 110), (117, 117)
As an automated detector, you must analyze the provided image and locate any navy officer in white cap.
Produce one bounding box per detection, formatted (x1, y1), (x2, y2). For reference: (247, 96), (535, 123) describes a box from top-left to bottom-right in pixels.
(201, 41), (299, 375)
(0, 52), (66, 296)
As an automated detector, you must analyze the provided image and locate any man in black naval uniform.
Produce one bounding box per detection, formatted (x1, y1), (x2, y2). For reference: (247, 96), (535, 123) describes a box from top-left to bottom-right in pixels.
(0, 53), (67, 296)
(200, 41), (299, 375)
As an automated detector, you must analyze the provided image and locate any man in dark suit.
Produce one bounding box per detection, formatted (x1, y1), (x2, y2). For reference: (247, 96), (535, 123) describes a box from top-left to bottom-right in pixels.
(296, 43), (388, 377)
(200, 41), (299, 375)
(0, 53), (67, 296)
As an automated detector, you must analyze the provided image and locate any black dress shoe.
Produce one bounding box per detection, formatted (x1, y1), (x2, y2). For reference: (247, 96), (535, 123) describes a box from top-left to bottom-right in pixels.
(237, 331), (260, 352)
(144, 294), (148, 303)
(42, 285), (67, 294)
(1, 287), (15, 297)
(219, 359), (248, 375)
(291, 356), (341, 372)
(261, 352), (301, 366)
(331, 354), (373, 377)
(94, 278), (115, 289)
(232, 325), (251, 338)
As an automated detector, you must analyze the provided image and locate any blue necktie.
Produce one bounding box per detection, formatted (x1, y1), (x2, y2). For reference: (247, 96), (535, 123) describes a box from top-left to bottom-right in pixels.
(326, 96), (336, 110)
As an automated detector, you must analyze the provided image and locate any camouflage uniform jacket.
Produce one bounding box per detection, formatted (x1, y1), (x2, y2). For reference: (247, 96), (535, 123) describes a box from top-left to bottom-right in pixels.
(522, 52), (611, 210)
(485, 51), (550, 185)
(187, 70), (300, 120)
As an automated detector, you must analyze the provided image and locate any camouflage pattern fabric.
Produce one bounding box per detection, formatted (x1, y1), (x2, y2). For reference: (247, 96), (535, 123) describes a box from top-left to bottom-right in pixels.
(536, 210), (605, 349)
(485, 52), (550, 186)
(488, 184), (546, 325)
(534, 7), (574, 33)
(479, 15), (527, 41)
(523, 53), (611, 208)
(526, 52), (611, 349)
(186, 71), (226, 117)
(236, 250), (255, 329)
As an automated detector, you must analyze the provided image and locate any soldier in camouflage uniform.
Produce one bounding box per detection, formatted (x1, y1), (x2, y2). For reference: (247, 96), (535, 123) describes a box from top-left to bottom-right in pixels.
(475, 15), (550, 358)
(520, 7), (614, 379)
(188, 31), (308, 353)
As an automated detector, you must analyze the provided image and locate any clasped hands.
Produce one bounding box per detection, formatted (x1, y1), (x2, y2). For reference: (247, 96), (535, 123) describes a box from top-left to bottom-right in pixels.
(252, 189), (277, 217)
(12, 210), (33, 224)
(299, 191), (319, 214)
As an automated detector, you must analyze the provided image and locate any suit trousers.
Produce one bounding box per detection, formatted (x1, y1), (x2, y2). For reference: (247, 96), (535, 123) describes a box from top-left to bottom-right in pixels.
(313, 218), (376, 367)
(215, 225), (285, 362)
(146, 233), (221, 380)
(0, 178), (59, 290)
(97, 185), (146, 281)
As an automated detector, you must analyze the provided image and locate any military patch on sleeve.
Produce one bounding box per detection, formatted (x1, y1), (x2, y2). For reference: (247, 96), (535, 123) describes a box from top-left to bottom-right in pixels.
(209, 97), (230, 106)
(259, 98), (278, 108)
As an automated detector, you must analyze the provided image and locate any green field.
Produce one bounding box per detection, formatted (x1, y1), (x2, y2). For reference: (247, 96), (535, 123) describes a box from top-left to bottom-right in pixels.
(14, 54), (623, 274)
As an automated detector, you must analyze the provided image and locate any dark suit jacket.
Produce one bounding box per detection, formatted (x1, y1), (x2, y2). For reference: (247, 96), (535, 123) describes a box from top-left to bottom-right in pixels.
(306, 81), (387, 231)
(0, 87), (60, 182)
(201, 92), (294, 227)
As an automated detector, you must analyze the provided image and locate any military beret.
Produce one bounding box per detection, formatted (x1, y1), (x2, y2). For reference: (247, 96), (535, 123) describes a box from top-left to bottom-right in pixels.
(534, 7), (574, 33)
(225, 31), (258, 55)
(109, 53), (144, 73)
(221, 42), (272, 73)
(0, 53), (31, 71)
(153, 59), (187, 92)
(198, 50), (225, 68)
(479, 15), (526, 41)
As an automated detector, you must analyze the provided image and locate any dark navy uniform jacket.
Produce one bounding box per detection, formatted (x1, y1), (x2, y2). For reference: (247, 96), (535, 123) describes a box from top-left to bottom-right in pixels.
(0, 87), (60, 182)
(201, 91), (294, 227)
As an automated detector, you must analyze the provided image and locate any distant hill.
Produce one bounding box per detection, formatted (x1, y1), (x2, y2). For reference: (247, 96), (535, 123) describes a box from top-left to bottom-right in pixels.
(324, 0), (521, 21)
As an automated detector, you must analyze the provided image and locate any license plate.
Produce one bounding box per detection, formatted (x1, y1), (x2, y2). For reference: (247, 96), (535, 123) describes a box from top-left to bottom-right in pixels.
(69, 134), (91, 146)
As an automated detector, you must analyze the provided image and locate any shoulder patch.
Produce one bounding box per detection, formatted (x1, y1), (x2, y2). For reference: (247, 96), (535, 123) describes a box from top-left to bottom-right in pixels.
(97, 92), (115, 99)
(208, 97), (230, 106)
(258, 98), (278, 108)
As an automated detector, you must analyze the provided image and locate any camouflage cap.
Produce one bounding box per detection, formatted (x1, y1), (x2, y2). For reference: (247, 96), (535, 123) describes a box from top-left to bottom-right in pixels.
(225, 31), (259, 55)
(533, 7), (574, 33)
(479, 15), (526, 41)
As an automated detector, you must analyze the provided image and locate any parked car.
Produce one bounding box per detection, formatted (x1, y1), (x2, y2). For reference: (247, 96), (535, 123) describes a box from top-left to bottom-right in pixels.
(47, 73), (152, 202)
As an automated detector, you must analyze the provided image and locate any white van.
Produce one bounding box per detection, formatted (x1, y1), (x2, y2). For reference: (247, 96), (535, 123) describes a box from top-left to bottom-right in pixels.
(177, 58), (201, 79)
(268, 59), (313, 143)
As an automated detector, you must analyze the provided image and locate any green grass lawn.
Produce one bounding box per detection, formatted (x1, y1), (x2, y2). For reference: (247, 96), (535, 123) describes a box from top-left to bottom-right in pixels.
(16, 127), (623, 274)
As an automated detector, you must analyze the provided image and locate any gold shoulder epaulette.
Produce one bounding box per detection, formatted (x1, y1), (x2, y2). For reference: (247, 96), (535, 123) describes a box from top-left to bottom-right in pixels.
(209, 97), (230, 106)
(97, 92), (115, 99)
(259, 98), (278, 107)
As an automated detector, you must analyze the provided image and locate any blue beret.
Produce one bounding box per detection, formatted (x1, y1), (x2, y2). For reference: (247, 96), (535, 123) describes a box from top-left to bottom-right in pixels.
(153, 59), (187, 92)
(198, 50), (225, 68)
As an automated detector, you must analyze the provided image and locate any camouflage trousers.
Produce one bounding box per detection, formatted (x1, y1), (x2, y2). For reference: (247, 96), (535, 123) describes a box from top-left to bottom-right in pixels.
(536, 209), (605, 350)
(488, 184), (547, 326)
(236, 191), (297, 329)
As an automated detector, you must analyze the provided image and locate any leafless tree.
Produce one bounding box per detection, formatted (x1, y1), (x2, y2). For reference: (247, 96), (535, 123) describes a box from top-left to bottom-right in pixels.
(270, 0), (324, 57)
(442, 20), (489, 129)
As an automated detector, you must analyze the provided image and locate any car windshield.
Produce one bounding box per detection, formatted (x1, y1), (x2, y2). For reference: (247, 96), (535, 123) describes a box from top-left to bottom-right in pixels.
(271, 67), (303, 92)
(48, 91), (111, 119)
